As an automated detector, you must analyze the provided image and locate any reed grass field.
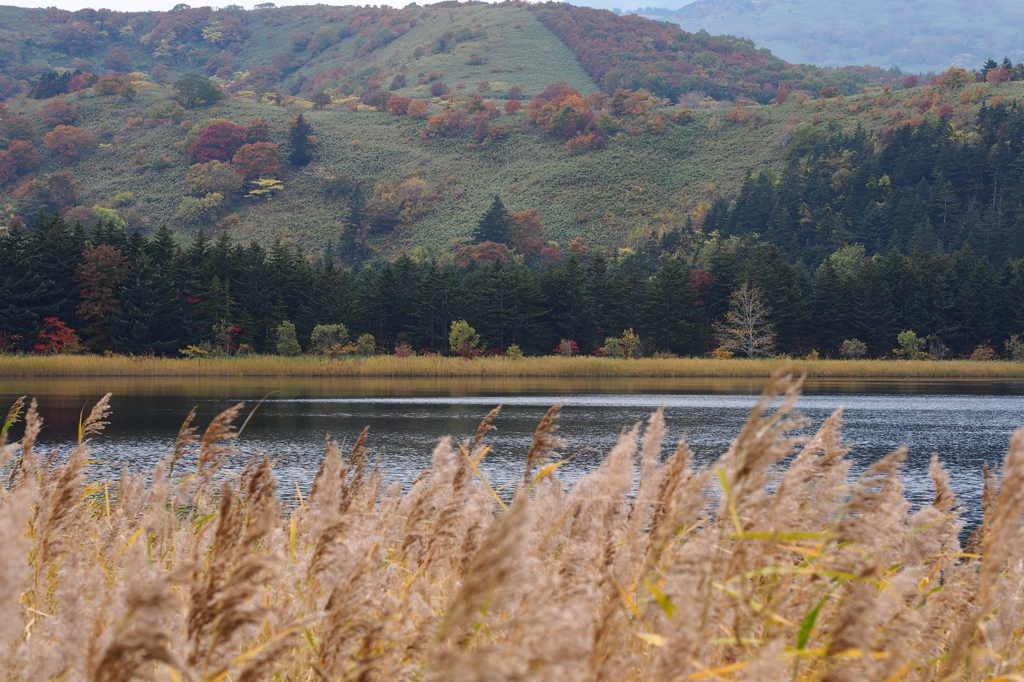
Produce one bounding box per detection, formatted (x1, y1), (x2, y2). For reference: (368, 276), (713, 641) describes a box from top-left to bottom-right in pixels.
(5, 354), (1024, 379)
(1, 370), (1023, 680)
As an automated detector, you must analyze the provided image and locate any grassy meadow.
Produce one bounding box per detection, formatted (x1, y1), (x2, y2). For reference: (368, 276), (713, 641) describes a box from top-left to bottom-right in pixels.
(1, 371), (1022, 679)
(5, 353), (1024, 378)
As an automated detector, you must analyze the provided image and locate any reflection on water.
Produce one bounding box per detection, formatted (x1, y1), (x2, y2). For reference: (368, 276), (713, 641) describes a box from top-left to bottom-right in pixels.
(2, 376), (1024, 525)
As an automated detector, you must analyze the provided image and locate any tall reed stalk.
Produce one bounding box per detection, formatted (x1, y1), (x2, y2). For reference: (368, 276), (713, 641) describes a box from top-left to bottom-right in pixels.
(0, 369), (1022, 680)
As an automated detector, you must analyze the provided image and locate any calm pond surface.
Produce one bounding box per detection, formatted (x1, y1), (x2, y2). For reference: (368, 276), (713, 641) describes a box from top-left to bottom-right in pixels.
(3, 375), (1024, 524)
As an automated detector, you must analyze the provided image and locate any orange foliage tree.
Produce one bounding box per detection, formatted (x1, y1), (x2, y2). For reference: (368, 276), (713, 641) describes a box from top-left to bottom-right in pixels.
(508, 209), (545, 255)
(40, 97), (77, 128)
(232, 142), (281, 180)
(43, 125), (97, 158)
(406, 99), (428, 118)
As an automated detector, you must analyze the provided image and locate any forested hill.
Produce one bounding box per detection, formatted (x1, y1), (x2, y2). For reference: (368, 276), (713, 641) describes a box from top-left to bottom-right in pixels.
(0, 1), (894, 257)
(644, 0), (1024, 74)
(0, 1), (1022, 274)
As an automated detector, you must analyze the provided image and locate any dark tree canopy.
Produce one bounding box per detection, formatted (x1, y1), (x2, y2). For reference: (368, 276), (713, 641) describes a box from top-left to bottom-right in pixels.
(173, 72), (225, 109)
(287, 114), (314, 166)
(472, 196), (510, 245)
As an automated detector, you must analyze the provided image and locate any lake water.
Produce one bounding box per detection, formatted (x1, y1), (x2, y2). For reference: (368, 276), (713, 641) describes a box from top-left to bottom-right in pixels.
(3, 376), (1024, 525)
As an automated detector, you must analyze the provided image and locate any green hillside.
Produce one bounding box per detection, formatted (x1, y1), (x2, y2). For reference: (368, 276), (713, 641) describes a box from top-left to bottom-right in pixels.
(0, 1), (992, 262)
(645, 0), (1024, 74)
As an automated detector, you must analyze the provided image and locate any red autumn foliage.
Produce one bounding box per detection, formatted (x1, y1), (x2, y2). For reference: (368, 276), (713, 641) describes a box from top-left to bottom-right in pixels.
(0, 150), (16, 185)
(31, 317), (81, 355)
(504, 99), (521, 115)
(76, 245), (128, 350)
(539, 243), (564, 267)
(232, 142), (281, 180)
(189, 120), (248, 163)
(454, 241), (512, 267)
(688, 268), (713, 305)
(8, 140), (40, 174)
(387, 95), (411, 115)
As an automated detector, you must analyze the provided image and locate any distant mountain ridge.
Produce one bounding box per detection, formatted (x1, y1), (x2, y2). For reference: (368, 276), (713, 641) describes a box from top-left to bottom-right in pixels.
(641, 0), (1024, 73)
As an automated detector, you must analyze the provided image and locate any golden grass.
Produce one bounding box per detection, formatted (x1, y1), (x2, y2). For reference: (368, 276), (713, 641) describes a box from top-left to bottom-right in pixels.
(5, 353), (1024, 379)
(1, 370), (1023, 679)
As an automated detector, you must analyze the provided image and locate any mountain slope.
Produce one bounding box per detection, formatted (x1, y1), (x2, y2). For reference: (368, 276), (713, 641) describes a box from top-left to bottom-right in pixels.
(0, 1), (991, 264)
(644, 0), (1024, 73)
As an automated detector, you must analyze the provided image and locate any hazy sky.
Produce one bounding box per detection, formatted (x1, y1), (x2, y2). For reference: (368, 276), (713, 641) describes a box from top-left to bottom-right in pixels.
(6, 0), (695, 13)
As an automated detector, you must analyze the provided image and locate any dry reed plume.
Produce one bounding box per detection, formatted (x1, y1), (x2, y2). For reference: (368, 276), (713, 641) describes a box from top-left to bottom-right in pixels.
(1, 370), (1023, 680)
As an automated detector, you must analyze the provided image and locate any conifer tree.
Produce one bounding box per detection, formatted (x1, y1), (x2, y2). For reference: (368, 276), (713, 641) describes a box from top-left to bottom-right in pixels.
(472, 195), (511, 244)
(287, 114), (314, 166)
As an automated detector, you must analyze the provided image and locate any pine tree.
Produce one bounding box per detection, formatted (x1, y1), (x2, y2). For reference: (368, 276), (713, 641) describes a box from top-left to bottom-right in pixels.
(472, 195), (510, 244)
(645, 258), (703, 355)
(287, 114), (314, 166)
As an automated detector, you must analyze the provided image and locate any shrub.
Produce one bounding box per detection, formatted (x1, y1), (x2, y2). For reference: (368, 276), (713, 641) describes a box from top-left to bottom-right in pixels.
(603, 328), (640, 358)
(554, 339), (578, 357)
(31, 316), (80, 354)
(309, 323), (349, 354)
(970, 341), (996, 361)
(449, 319), (480, 357)
(506, 343), (524, 360)
(406, 99), (428, 118)
(1006, 334), (1024, 361)
(840, 338), (867, 359)
(355, 333), (376, 356)
(274, 320), (301, 356)
(896, 330), (925, 359)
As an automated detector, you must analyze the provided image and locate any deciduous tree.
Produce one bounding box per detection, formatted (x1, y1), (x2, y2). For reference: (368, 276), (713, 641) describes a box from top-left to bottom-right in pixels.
(713, 282), (776, 357)
(185, 160), (243, 197)
(232, 142), (280, 180)
(173, 72), (224, 108)
(40, 98), (77, 129)
(44, 125), (97, 158)
(188, 120), (247, 163)
(76, 244), (128, 351)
